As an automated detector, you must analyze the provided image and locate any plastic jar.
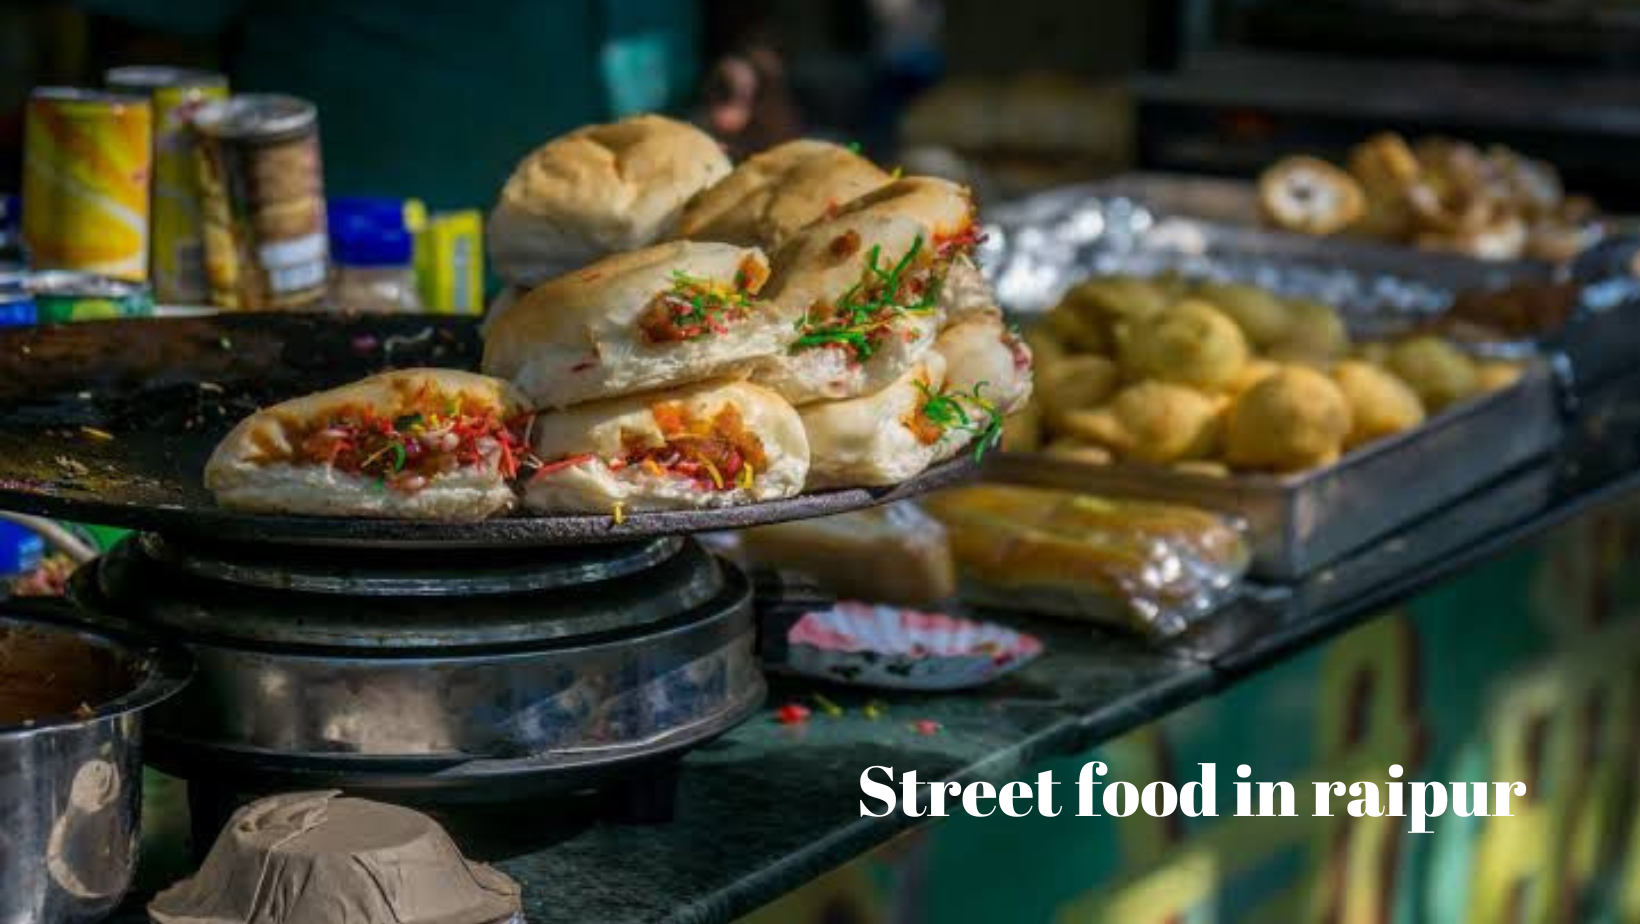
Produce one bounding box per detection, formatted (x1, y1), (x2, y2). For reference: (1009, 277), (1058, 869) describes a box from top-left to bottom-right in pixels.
(329, 199), (422, 314)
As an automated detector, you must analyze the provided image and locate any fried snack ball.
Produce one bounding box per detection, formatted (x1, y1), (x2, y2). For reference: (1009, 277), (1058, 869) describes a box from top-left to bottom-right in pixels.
(1194, 281), (1292, 348)
(1383, 336), (1478, 412)
(1059, 381), (1223, 465)
(1120, 298), (1249, 391)
(1225, 366), (1352, 472)
(1044, 305), (1109, 354)
(1001, 398), (1043, 452)
(1055, 275), (1173, 354)
(1023, 323), (1067, 371)
(1257, 155), (1366, 236)
(1037, 354), (1120, 428)
(1227, 358), (1282, 395)
(1332, 360), (1425, 449)
(1267, 299), (1350, 362)
(1475, 358), (1525, 393)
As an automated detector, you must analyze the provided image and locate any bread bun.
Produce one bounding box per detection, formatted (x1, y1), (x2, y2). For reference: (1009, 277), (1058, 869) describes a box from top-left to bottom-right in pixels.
(933, 315), (1034, 417)
(523, 379), (809, 513)
(482, 241), (799, 408)
(488, 115), (731, 286)
(751, 208), (950, 405)
(676, 139), (890, 249)
(799, 353), (949, 489)
(205, 369), (530, 520)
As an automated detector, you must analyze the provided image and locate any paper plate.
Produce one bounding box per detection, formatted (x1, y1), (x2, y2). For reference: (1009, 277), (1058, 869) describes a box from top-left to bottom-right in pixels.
(784, 602), (1043, 691)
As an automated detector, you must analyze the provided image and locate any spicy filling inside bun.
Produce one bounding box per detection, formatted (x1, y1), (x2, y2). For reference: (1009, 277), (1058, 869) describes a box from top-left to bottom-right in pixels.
(204, 369), (531, 520)
(523, 379), (809, 513)
(481, 240), (799, 409)
(751, 177), (981, 405)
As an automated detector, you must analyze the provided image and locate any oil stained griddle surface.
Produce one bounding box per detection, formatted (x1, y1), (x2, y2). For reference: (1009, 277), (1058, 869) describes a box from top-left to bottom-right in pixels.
(0, 314), (974, 548)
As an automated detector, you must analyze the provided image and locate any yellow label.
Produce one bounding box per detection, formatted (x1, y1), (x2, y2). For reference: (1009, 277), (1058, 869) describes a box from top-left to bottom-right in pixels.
(150, 82), (227, 303)
(415, 210), (484, 315)
(22, 95), (152, 280)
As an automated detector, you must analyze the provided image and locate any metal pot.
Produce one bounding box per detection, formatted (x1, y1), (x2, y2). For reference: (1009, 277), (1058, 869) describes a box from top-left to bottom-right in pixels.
(0, 605), (190, 924)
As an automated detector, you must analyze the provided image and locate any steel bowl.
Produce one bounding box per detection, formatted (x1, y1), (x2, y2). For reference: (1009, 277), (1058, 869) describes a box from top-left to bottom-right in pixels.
(0, 606), (190, 924)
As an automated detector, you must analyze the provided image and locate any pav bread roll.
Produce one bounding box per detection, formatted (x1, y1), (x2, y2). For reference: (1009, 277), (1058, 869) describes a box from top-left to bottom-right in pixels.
(801, 353), (972, 489)
(675, 139), (890, 249)
(482, 241), (797, 408)
(752, 177), (979, 405)
(524, 379), (808, 513)
(488, 115), (732, 286)
(205, 369), (530, 520)
(933, 315), (1034, 417)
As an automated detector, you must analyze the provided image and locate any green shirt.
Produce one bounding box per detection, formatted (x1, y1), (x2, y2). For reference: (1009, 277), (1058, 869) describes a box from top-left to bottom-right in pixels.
(87, 0), (700, 209)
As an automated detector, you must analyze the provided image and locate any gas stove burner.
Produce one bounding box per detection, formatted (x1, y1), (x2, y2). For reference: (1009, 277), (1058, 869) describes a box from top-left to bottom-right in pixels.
(72, 533), (765, 801)
(138, 532), (685, 597)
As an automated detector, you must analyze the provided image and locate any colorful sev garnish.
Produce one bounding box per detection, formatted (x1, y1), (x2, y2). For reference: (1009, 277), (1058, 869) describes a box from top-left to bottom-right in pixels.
(295, 400), (530, 493)
(637, 271), (757, 343)
(775, 703), (812, 725)
(863, 700), (887, 721)
(792, 236), (942, 361)
(911, 380), (1004, 461)
(811, 692), (844, 718)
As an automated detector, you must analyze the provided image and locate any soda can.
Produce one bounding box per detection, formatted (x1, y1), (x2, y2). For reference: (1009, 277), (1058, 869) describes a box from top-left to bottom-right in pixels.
(107, 66), (228, 305)
(25, 270), (154, 323)
(192, 94), (330, 311)
(22, 87), (152, 281)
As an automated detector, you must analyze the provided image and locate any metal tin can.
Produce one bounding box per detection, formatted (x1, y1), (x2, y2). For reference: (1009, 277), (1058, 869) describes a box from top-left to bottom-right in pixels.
(25, 270), (154, 323)
(192, 94), (330, 311)
(107, 66), (228, 305)
(21, 88), (153, 281)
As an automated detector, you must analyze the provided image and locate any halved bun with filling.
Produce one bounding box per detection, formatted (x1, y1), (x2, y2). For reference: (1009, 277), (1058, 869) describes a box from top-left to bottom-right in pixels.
(751, 176), (981, 405)
(205, 369), (530, 520)
(675, 139), (890, 249)
(934, 315), (1034, 417)
(488, 115), (732, 286)
(523, 379), (809, 513)
(939, 255), (1002, 325)
(482, 241), (799, 408)
(800, 353), (961, 489)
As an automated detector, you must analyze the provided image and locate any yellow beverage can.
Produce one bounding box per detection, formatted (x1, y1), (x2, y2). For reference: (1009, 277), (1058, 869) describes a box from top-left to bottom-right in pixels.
(107, 66), (228, 304)
(22, 88), (152, 281)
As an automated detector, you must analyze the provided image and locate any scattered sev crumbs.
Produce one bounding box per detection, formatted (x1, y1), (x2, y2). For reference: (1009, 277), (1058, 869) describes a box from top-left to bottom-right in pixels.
(863, 700), (887, 720)
(912, 719), (942, 736)
(79, 426), (114, 442)
(811, 692), (843, 718)
(774, 703), (811, 725)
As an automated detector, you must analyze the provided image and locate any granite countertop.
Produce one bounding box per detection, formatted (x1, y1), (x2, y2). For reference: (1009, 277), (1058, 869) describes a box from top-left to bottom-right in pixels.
(475, 372), (1640, 924)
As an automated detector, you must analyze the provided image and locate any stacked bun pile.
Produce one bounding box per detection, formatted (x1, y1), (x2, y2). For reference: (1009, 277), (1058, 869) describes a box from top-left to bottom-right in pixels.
(206, 116), (1032, 520)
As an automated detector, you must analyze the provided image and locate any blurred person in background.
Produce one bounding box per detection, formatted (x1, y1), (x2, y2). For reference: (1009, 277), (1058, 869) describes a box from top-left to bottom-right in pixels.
(68, 0), (802, 209)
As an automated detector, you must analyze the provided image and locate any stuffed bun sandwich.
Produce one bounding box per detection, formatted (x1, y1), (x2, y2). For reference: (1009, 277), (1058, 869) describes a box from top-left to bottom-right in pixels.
(751, 176), (982, 405)
(481, 241), (801, 409)
(205, 369), (531, 520)
(523, 379), (809, 514)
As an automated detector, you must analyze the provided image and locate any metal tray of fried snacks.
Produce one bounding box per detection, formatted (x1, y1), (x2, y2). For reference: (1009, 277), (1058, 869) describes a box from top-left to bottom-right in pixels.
(979, 183), (1549, 320)
(976, 188), (1564, 579)
(988, 358), (1560, 580)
